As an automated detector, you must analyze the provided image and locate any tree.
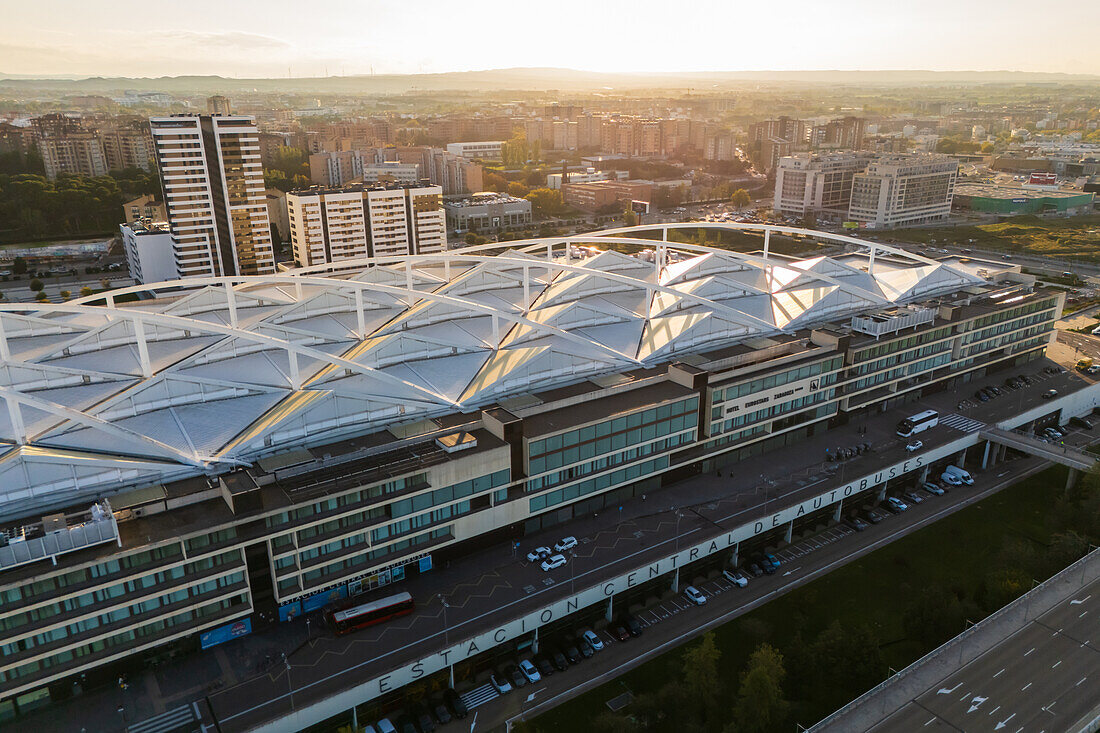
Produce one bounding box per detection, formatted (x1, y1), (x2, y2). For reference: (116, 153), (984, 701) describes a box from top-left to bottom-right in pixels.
(525, 188), (565, 218)
(730, 643), (788, 733)
(622, 208), (637, 227)
(35, 290), (48, 302)
(29, 278), (44, 293)
(682, 632), (722, 725)
(731, 188), (751, 210)
(507, 181), (531, 198)
(59, 290), (71, 300)
(80, 286), (94, 297)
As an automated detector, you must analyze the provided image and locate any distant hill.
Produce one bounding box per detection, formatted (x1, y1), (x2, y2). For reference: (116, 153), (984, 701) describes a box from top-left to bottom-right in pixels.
(1, 67), (1098, 95)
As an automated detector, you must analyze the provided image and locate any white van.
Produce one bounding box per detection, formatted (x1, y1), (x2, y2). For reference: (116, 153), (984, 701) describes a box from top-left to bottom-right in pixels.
(942, 465), (974, 485)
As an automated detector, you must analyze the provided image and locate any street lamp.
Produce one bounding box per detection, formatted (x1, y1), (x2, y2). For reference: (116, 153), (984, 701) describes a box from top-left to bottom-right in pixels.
(283, 652), (295, 711)
(438, 594), (450, 649)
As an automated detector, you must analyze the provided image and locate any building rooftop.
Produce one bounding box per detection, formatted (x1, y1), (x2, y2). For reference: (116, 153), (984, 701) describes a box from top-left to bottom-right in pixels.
(0, 226), (987, 520)
(954, 182), (1094, 201)
(444, 192), (530, 208)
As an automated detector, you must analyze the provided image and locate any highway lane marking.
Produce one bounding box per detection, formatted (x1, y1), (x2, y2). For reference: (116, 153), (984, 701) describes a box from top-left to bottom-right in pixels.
(1025, 647), (1035, 656)
(937, 683), (963, 695)
(959, 691), (971, 701)
(1077, 677), (1087, 687)
(989, 705), (1000, 716)
(967, 695), (989, 713)
(994, 668), (1005, 677)
(994, 712), (1016, 730)
(1080, 611), (1088, 618)
(1022, 682), (1032, 690)
(1052, 660), (1061, 668)
(1069, 594), (1091, 605)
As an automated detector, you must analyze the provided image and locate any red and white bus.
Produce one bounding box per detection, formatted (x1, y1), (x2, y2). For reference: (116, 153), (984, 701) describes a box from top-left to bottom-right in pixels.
(325, 591), (415, 636)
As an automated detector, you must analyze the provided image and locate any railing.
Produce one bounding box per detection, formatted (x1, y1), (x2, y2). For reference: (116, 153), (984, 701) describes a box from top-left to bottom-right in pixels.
(0, 500), (119, 571)
(808, 546), (1100, 731)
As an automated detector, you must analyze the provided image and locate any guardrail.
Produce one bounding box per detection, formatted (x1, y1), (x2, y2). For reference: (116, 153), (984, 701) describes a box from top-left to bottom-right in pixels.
(808, 545), (1100, 731)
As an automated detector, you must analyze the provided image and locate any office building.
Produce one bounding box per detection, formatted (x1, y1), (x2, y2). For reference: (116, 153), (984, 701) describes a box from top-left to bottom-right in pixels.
(775, 152), (877, 219)
(286, 182), (445, 267)
(442, 192), (532, 232)
(848, 154), (959, 228)
(150, 114), (276, 277)
(119, 219), (177, 284)
(31, 114), (108, 179)
(560, 180), (654, 212)
(0, 232), (1060, 715)
(362, 161), (420, 184)
(546, 168), (629, 189)
(445, 141), (504, 161)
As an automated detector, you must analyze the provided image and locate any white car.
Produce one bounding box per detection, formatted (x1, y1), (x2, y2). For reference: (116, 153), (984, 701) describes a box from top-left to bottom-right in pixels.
(490, 672), (512, 694)
(582, 629), (604, 651)
(518, 658), (541, 683)
(526, 546), (551, 562)
(723, 569), (748, 587)
(541, 554), (567, 571)
(554, 536), (578, 553)
(684, 585), (707, 605)
(905, 440), (923, 453)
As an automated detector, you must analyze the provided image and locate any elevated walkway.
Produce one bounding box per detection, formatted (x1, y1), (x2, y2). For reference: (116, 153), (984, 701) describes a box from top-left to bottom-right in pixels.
(979, 427), (1097, 471)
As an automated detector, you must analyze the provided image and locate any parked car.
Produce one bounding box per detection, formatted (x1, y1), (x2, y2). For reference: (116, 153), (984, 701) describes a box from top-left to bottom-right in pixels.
(906, 440), (923, 453)
(884, 496), (908, 514)
(612, 625), (631, 642)
(554, 536), (578, 552)
(864, 510), (884, 524)
(417, 708), (437, 733)
(622, 614), (645, 636)
(518, 659), (541, 683)
(1043, 389), (1059, 399)
(684, 585), (708, 605)
(535, 656), (554, 677)
(922, 482), (945, 496)
(551, 650), (569, 671)
(375, 719), (397, 733)
(1071, 416), (1094, 430)
(432, 702), (452, 725)
(491, 672), (513, 694)
(1018, 374), (1032, 385)
(903, 491), (924, 504)
(444, 688), (468, 719)
(849, 516), (870, 531)
(723, 569), (748, 587)
(582, 629), (604, 651)
(941, 472), (963, 486)
(541, 554), (567, 571)
(576, 636), (595, 658)
(975, 390), (990, 402)
(526, 546), (551, 562)
(747, 562), (764, 577)
(507, 664), (527, 689)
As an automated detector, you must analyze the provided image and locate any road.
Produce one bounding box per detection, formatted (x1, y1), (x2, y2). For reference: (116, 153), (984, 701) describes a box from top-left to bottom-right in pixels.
(869, 577), (1100, 733)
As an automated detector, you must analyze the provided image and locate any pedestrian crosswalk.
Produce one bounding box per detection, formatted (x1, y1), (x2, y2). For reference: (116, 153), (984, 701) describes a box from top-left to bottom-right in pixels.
(939, 413), (985, 433)
(127, 704), (199, 733)
(461, 682), (499, 710)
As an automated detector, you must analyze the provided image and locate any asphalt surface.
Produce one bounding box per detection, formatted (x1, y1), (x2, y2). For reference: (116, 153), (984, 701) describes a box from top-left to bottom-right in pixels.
(869, 578), (1100, 733)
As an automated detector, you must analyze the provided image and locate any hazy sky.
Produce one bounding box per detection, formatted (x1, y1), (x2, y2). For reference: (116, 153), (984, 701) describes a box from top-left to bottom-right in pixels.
(3, 0), (1099, 78)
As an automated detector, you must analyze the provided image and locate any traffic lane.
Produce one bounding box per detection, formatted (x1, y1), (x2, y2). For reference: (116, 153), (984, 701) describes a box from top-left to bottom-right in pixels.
(909, 622), (1098, 732)
(873, 577), (1100, 733)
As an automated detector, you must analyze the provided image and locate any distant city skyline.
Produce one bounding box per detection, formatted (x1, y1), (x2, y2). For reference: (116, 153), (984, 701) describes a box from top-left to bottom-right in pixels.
(3, 0), (1099, 79)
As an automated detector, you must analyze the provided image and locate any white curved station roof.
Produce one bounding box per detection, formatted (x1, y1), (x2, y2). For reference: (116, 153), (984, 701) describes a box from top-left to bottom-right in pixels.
(0, 224), (983, 516)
